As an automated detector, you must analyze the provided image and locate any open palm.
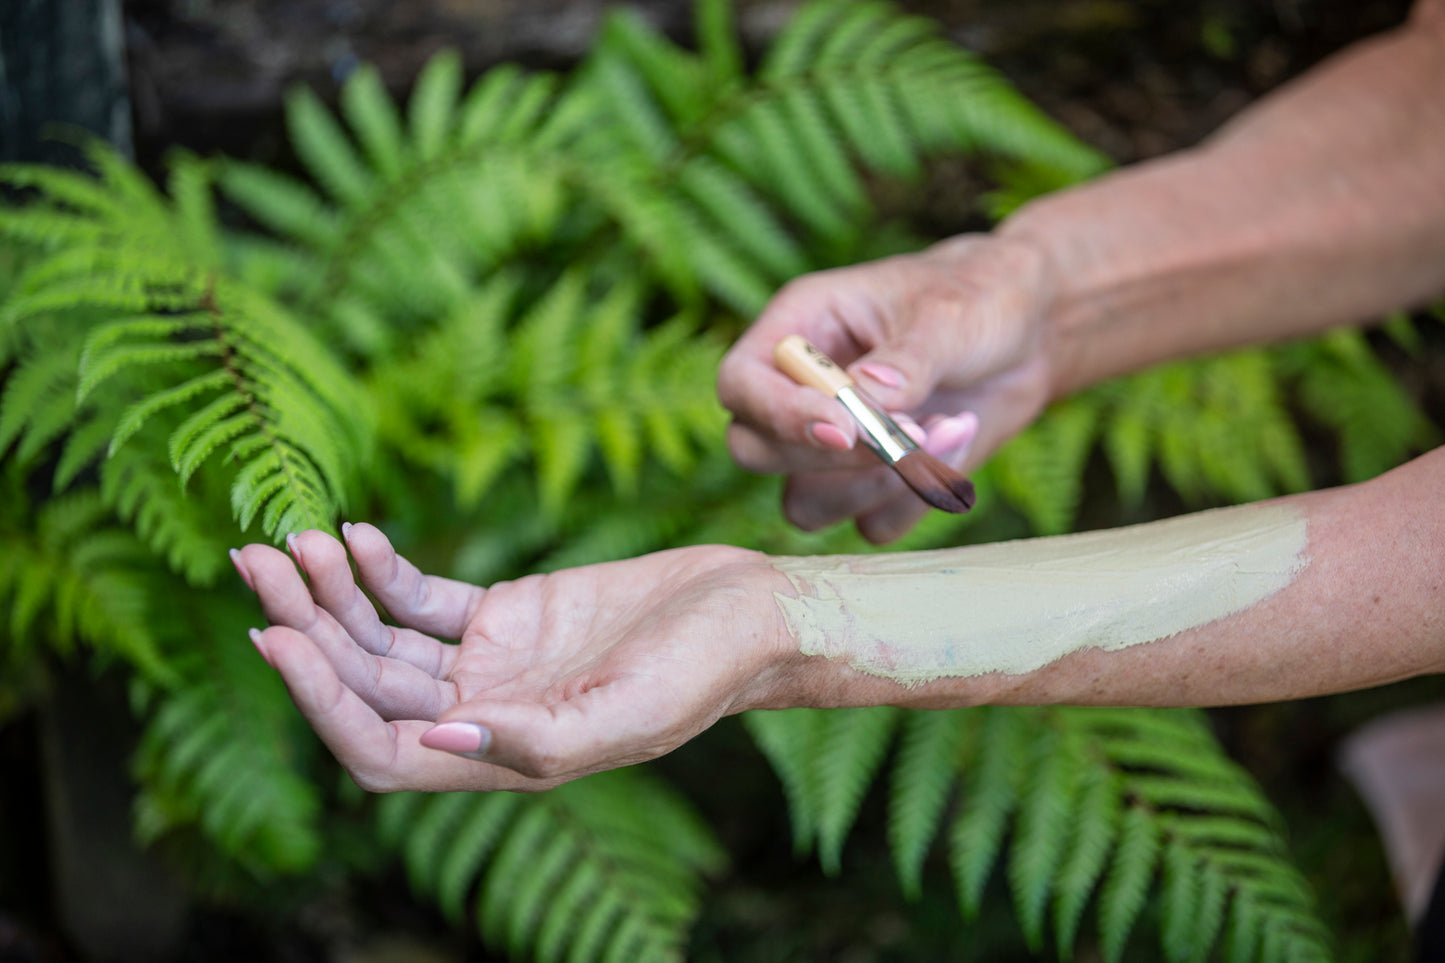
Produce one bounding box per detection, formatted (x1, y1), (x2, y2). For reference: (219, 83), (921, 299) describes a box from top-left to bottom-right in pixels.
(235, 525), (787, 792)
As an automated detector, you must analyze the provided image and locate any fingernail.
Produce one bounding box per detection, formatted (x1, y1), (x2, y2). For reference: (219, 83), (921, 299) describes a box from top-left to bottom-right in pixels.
(894, 413), (926, 446)
(247, 627), (273, 668)
(808, 421), (853, 451)
(926, 411), (979, 457)
(341, 521), (353, 542)
(420, 722), (491, 758)
(285, 532), (301, 564)
(856, 362), (904, 390)
(229, 548), (255, 590)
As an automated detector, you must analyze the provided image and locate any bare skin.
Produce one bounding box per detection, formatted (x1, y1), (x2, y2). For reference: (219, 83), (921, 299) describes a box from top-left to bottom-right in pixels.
(236, 446), (1445, 793)
(718, 0), (1445, 542)
(239, 1), (1445, 792)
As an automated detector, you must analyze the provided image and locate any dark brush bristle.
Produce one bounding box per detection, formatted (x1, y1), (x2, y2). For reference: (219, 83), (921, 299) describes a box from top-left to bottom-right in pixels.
(893, 450), (977, 513)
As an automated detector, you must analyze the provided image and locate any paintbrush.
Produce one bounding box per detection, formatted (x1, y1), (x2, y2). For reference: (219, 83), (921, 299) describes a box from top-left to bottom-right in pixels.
(774, 335), (976, 513)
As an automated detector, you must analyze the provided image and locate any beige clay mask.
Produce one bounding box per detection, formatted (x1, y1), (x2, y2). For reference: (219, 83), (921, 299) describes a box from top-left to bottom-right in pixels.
(771, 503), (1309, 685)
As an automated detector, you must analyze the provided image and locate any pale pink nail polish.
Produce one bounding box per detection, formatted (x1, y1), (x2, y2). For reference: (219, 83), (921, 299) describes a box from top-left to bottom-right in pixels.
(247, 627), (274, 668)
(894, 413), (926, 446)
(809, 421), (854, 451)
(925, 412), (979, 456)
(229, 548), (255, 590)
(420, 722), (492, 757)
(856, 362), (904, 390)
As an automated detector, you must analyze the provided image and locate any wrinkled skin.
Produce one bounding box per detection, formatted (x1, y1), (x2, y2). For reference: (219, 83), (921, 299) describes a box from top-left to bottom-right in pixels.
(234, 525), (791, 792)
(717, 234), (1057, 542)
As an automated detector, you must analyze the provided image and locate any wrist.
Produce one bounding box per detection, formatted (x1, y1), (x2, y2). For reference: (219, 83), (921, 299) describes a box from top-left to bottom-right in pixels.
(692, 547), (815, 715)
(995, 177), (1130, 400)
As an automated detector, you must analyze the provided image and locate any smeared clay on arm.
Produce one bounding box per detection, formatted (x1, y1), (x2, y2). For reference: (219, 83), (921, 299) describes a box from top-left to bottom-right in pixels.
(771, 503), (1309, 686)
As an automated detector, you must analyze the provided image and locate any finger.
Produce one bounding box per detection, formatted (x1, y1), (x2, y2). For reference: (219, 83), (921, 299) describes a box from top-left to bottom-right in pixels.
(780, 466), (908, 532)
(253, 626), (538, 793)
(719, 365), (861, 464)
(289, 529), (459, 678)
(717, 276), (880, 454)
(726, 419), (875, 475)
(922, 411), (979, 458)
(342, 523), (488, 640)
(854, 490), (932, 544)
(423, 679), (694, 783)
(849, 412), (977, 542)
(239, 543), (453, 721)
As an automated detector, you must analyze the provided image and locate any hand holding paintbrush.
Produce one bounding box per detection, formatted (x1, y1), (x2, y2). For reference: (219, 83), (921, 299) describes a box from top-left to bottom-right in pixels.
(773, 335), (977, 514)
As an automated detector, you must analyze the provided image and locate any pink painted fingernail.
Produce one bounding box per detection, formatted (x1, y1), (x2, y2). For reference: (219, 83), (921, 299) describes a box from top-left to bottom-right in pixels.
(420, 722), (492, 758)
(247, 627), (274, 668)
(894, 412), (926, 446)
(856, 362), (904, 390)
(229, 548), (255, 590)
(925, 411), (979, 457)
(808, 421), (854, 451)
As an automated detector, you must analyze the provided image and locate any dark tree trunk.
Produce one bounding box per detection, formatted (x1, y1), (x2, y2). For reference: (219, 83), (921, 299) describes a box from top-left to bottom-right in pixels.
(0, 0), (133, 164)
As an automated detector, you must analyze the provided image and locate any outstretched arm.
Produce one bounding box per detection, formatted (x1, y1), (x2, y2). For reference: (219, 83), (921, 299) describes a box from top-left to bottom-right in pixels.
(236, 447), (1445, 793)
(1012, 0), (1445, 397)
(718, 0), (1445, 541)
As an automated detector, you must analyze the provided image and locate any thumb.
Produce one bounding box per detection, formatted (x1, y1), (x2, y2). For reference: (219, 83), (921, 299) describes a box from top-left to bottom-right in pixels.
(419, 684), (668, 783)
(846, 330), (947, 413)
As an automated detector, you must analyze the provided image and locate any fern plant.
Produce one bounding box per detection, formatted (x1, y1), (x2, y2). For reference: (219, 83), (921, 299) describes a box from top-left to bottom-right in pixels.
(0, 0), (1437, 960)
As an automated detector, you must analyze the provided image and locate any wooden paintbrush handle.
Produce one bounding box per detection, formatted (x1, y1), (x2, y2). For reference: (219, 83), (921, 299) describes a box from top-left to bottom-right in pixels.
(773, 335), (853, 397)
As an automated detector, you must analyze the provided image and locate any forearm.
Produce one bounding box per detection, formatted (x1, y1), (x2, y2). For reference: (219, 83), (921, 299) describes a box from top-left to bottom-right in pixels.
(999, 1), (1445, 397)
(752, 447), (1445, 712)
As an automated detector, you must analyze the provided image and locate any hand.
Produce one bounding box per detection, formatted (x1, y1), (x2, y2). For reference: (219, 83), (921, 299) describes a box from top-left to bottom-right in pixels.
(717, 234), (1058, 542)
(232, 526), (792, 792)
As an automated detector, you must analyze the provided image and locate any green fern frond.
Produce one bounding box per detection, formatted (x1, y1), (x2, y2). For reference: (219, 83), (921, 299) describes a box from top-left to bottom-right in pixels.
(1009, 723), (1087, 951)
(742, 701), (1326, 960)
(1285, 329), (1438, 483)
(1097, 351), (1314, 510)
(220, 60), (583, 341)
(167, 153), (222, 267)
(696, 0), (744, 88)
(368, 262), (725, 518)
(949, 706), (1032, 918)
(744, 706), (904, 874)
(675, 156), (811, 283)
(1052, 761), (1122, 958)
(1097, 802), (1160, 963)
(341, 64), (408, 183)
(0, 327), (83, 463)
(593, 13), (704, 148)
(887, 708), (973, 900)
(989, 395), (1100, 534)
(813, 706), (902, 875)
(381, 767), (725, 963)
(743, 707), (831, 854)
(101, 426), (237, 585)
(133, 595), (322, 878)
(287, 86), (375, 207)
(3, 148), (372, 537)
(0, 485), (171, 681)
(215, 162), (341, 251)
(408, 49), (463, 160)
